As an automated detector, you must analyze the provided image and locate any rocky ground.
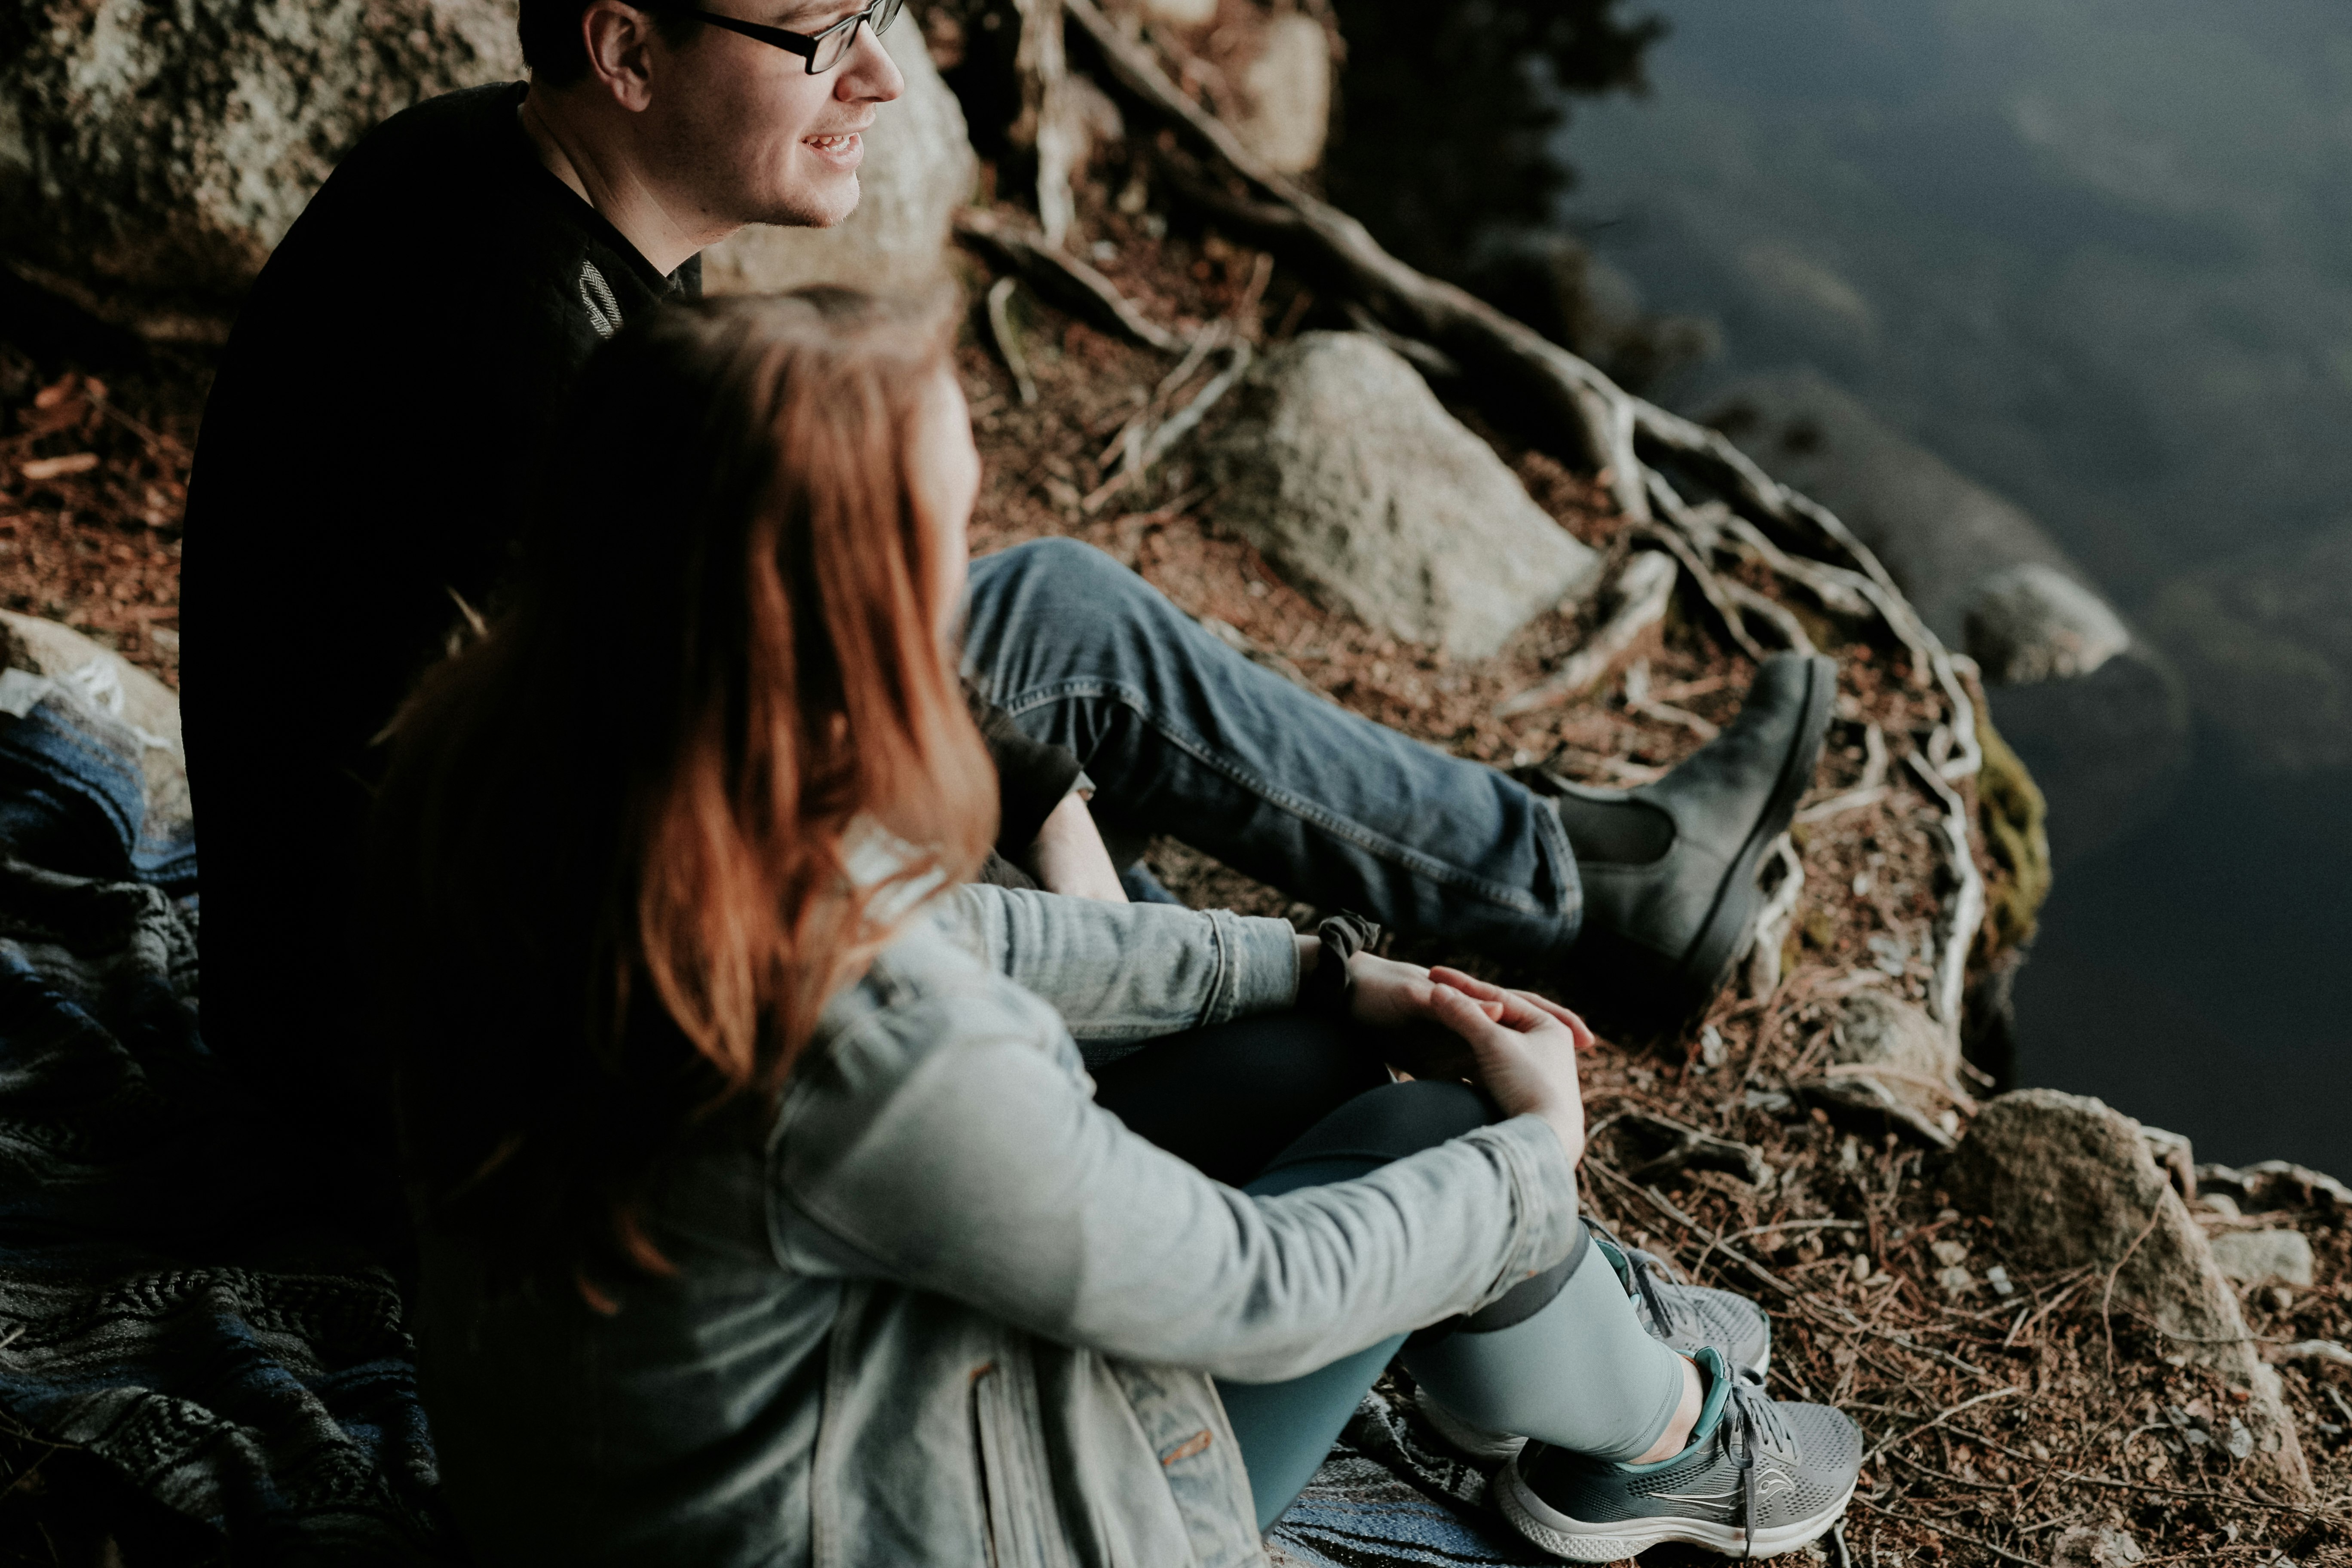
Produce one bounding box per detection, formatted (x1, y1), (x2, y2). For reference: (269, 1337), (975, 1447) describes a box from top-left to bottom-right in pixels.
(2, 3), (2351, 1563)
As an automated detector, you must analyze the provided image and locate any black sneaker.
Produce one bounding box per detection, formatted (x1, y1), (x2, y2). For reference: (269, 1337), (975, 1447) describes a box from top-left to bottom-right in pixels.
(1496, 1348), (1862, 1561)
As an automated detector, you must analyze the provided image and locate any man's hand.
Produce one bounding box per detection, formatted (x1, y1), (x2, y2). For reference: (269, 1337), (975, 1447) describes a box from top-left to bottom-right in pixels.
(1024, 791), (1129, 903)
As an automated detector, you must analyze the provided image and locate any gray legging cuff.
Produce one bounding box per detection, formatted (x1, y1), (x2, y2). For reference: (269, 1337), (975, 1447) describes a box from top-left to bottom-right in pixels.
(1399, 1219), (1691, 1463)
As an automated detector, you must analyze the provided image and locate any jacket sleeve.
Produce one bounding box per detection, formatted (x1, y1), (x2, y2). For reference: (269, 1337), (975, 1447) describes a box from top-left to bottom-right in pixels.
(770, 975), (1581, 1382)
(942, 884), (1298, 1054)
(965, 681), (1084, 855)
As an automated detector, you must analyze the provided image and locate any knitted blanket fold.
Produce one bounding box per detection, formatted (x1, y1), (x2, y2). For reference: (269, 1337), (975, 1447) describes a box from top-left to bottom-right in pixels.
(1267, 1377), (1555, 1568)
(0, 677), (453, 1564)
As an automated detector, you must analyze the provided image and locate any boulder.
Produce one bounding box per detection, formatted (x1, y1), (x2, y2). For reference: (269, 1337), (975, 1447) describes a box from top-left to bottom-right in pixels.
(1796, 989), (1965, 1148)
(1964, 562), (2130, 686)
(699, 22), (975, 298)
(1946, 1089), (2312, 1500)
(1201, 332), (1603, 658)
(1705, 371), (2123, 671)
(0, 0), (523, 330)
(1225, 14), (1330, 176)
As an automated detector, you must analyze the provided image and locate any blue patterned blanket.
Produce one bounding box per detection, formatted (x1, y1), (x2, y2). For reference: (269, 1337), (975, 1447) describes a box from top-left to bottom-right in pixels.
(0, 671), (453, 1563)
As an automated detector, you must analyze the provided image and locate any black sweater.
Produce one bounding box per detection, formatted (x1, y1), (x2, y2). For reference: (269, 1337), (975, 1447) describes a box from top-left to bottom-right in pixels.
(183, 84), (1075, 1095)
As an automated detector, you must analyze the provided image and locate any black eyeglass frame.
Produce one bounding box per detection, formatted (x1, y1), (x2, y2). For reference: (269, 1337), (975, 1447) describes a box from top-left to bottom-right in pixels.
(642, 0), (903, 74)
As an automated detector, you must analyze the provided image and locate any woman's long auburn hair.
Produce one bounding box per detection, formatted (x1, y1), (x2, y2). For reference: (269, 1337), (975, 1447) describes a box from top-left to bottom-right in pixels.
(371, 290), (995, 1304)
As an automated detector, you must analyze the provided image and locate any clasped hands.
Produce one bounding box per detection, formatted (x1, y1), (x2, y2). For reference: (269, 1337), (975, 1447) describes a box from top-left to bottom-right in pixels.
(1023, 791), (1591, 1166)
(1301, 939), (1593, 1168)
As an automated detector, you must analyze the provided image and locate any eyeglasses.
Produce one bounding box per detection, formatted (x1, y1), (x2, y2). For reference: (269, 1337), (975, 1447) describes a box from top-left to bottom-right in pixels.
(646, 0), (904, 75)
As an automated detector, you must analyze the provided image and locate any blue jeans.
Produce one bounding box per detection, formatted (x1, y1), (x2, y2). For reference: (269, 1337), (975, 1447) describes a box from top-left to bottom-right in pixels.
(963, 538), (1583, 962)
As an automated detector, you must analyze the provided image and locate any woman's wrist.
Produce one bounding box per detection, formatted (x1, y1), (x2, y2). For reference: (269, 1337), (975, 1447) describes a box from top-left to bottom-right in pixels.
(1294, 932), (1323, 989)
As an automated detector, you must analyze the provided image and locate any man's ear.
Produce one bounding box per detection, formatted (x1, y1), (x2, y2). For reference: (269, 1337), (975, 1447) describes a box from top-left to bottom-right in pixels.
(579, 0), (664, 112)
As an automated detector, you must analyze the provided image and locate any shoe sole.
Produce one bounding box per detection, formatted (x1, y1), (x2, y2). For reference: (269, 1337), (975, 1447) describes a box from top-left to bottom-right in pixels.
(1555, 656), (1836, 1038)
(1495, 1457), (1854, 1562)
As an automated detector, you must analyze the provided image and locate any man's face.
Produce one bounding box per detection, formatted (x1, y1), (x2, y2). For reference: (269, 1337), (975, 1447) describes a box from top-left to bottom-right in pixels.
(645, 1), (906, 231)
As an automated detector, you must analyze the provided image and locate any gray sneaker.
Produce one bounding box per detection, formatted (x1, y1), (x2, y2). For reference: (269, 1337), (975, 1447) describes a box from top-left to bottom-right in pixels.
(1594, 1224), (1772, 1382)
(1496, 1349), (1862, 1561)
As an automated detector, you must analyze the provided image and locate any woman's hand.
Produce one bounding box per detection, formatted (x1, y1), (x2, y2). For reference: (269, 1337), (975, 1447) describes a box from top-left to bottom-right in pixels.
(1421, 968), (1592, 1167)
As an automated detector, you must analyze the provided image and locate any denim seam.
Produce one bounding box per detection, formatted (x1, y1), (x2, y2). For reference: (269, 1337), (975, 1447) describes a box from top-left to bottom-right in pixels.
(995, 678), (1552, 916)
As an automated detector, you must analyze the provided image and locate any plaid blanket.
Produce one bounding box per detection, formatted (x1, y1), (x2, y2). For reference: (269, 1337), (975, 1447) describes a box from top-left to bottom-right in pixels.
(1268, 1376), (1556, 1568)
(0, 671), (454, 1563)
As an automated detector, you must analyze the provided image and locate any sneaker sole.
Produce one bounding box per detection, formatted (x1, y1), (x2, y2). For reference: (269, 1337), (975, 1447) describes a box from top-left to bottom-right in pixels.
(1494, 1457), (1853, 1562)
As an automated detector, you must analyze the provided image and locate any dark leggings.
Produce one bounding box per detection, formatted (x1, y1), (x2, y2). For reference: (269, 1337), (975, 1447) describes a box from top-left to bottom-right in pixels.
(1092, 1015), (1682, 1530)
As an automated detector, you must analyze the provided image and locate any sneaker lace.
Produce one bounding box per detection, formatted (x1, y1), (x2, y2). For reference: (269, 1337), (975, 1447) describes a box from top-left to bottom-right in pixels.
(1584, 1219), (1684, 1339)
(1718, 1378), (1798, 1559)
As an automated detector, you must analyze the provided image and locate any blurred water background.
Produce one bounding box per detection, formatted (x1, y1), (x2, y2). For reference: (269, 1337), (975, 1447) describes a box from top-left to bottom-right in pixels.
(1331, 0), (2352, 1173)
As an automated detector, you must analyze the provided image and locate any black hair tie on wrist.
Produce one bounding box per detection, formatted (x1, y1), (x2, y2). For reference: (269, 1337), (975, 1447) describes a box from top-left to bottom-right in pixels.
(1300, 911), (1382, 1019)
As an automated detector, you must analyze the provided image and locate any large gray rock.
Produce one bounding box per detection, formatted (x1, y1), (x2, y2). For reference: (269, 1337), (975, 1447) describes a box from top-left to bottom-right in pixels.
(699, 22), (974, 299)
(1947, 1089), (2312, 1500)
(1797, 989), (1964, 1147)
(0, 0), (523, 328)
(1203, 332), (1603, 658)
(1964, 561), (2130, 686)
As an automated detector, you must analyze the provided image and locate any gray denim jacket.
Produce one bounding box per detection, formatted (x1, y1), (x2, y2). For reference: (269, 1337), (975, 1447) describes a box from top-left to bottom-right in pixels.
(420, 885), (1581, 1568)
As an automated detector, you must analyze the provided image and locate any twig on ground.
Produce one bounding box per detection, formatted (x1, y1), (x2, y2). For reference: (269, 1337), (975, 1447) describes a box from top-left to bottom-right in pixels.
(1498, 549), (1676, 717)
(1850, 1497), (2044, 1566)
(2101, 1202), (2168, 1375)
(1583, 1157), (1792, 1296)
(1623, 656), (1721, 739)
(1862, 1386), (2026, 1468)
(1743, 834), (1806, 998)
(957, 208), (1186, 353)
(985, 277), (1039, 407)
(2053, 1471), (2343, 1518)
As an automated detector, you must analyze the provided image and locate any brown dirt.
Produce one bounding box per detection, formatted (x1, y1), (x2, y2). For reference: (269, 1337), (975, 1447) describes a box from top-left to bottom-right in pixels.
(0, 346), (205, 689)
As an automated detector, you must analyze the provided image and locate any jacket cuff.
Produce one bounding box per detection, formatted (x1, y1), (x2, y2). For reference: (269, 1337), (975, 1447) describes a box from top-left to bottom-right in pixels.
(1201, 911), (1305, 1027)
(1468, 1115), (1583, 1305)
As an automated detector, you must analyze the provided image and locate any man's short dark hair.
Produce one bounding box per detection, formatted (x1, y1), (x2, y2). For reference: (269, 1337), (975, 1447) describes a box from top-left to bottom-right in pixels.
(518, 0), (701, 86)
